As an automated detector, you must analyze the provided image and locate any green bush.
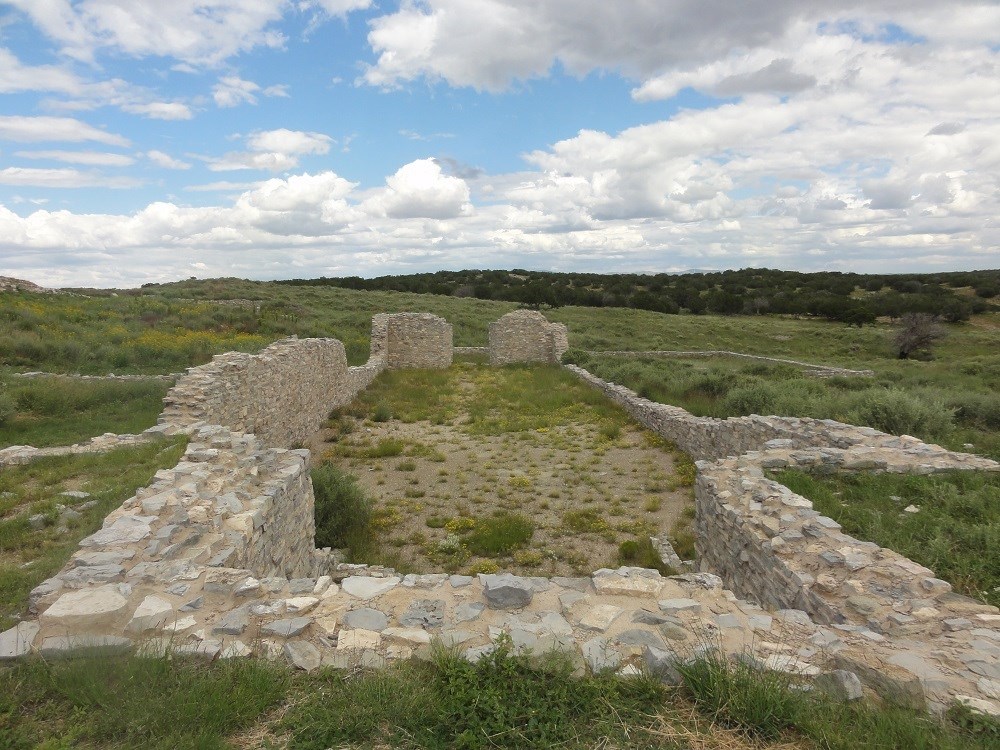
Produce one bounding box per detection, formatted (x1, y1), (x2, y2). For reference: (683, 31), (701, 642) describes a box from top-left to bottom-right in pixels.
(372, 403), (393, 422)
(0, 390), (15, 426)
(948, 392), (1000, 431)
(617, 537), (675, 575)
(312, 463), (373, 551)
(465, 512), (534, 555)
(720, 381), (778, 416)
(845, 388), (954, 437)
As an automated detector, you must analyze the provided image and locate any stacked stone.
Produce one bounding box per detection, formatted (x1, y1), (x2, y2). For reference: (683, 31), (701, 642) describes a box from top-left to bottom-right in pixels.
(159, 337), (350, 447)
(381, 313), (453, 369)
(488, 310), (568, 365)
(0, 432), (157, 468)
(14, 371), (180, 381)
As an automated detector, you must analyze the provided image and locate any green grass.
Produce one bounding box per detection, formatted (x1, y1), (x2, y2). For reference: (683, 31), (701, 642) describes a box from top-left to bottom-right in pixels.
(2, 645), (995, 749)
(0, 438), (187, 630)
(464, 512), (534, 556)
(0, 374), (168, 449)
(772, 469), (1000, 608)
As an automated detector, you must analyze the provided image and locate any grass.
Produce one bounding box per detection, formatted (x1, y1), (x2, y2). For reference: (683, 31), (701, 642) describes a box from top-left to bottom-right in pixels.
(0, 437), (187, 630)
(1, 644), (995, 749)
(464, 512), (534, 556)
(772, 469), (1000, 608)
(0, 373), (168, 449)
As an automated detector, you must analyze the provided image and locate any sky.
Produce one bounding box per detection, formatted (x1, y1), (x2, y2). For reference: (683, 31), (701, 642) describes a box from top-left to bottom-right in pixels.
(0, 1), (998, 288)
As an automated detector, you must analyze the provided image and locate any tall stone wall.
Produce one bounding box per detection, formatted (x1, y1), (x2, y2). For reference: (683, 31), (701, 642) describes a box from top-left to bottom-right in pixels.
(159, 337), (350, 447)
(488, 310), (568, 365)
(381, 313), (453, 369)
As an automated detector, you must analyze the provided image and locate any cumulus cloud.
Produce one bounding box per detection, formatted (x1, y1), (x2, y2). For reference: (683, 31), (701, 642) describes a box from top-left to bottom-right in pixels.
(0, 116), (129, 146)
(363, 159), (472, 219)
(200, 128), (333, 172)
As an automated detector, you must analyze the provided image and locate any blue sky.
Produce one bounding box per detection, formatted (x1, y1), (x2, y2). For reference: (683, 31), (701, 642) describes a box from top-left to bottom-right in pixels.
(0, 1), (998, 287)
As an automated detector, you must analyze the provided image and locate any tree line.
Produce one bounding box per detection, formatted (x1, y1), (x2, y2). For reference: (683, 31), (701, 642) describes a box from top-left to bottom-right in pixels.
(277, 268), (1000, 324)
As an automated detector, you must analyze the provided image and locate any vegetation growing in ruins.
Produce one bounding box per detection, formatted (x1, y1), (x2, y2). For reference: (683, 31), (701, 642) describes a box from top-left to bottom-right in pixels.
(773, 469), (1000, 608)
(0, 374), (167, 449)
(2, 645), (995, 749)
(0, 438), (187, 631)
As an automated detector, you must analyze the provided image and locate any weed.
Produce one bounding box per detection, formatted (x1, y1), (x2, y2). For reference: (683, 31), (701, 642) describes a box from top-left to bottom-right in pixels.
(465, 512), (534, 555)
(311, 463), (373, 555)
(562, 508), (608, 533)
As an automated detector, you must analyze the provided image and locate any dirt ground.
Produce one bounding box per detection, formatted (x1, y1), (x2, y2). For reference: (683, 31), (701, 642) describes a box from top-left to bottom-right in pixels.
(307, 409), (694, 577)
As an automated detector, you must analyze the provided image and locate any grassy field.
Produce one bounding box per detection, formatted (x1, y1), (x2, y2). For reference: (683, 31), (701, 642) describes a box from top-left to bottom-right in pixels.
(2, 642), (996, 750)
(0, 438), (187, 631)
(773, 469), (1000, 608)
(310, 363), (696, 576)
(0, 374), (168, 449)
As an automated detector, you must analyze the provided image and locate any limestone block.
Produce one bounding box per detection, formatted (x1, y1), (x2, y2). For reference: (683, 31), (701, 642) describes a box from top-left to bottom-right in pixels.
(41, 585), (129, 629)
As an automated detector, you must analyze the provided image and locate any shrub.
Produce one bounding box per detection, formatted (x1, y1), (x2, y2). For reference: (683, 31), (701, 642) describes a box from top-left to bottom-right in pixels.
(0, 390), (15, 426)
(372, 403), (393, 422)
(846, 389), (954, 438)
(720, 382), (778, 416)
(617, 537), (675, 575)
(948, 392), (1000, 431)
(312, 463), (372, 551)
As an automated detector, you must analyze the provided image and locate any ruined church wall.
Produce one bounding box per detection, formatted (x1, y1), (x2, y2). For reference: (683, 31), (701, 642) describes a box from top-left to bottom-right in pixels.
(489, 310), (567, 365)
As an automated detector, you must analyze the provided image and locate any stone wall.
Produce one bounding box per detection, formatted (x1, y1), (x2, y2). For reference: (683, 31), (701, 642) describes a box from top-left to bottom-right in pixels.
(379, 313), (453, 369)
(584, 351), (873, 378)
(158, 337), (349, 447)
(488, 310), (568, 365)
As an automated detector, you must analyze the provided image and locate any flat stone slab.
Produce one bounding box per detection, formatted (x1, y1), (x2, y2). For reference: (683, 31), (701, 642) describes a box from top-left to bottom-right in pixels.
(658, 598), (701, 615)
(579, 604), (623, 632)
(341, 576), (401, 600)
(261, 617), (312, 637)
(0, 622), (39, 660)
(285, 640), (321, 671)
(41, 585), (129, 628)
(79, 516), (156, 547)
(343, 607), (389, 632)
(126, 595), (173, 633)
(338, 628), (382, 650)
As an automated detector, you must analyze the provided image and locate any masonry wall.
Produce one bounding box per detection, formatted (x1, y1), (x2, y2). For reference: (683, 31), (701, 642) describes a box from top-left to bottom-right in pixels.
(489, 310), (568, 365)
(159, 337), (350, 447)
(382, 313), (453, 369)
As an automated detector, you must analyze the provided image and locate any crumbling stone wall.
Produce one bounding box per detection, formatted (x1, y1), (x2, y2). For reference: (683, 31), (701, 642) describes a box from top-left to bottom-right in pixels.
(488, 310), (568, 365)
(159, 337), (350, 447)
(376, 312), (453, 369)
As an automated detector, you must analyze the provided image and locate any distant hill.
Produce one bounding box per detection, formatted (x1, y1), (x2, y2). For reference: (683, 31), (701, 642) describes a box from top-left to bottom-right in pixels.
(277, 268), (1000, 325)
(0, 276), (54, 294)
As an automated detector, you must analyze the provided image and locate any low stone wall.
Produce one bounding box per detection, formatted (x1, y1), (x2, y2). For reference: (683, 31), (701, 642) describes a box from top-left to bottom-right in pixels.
(585, 351), (874, 378)
(14, 371), (180, 382)
(158, 337), (350, 447)
(0, 432), (158, 468)
(489, 310), (568, 365)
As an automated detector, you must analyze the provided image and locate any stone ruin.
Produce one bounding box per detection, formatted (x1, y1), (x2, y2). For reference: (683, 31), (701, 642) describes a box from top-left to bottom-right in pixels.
(488, 309), (568, 365)
(2, 311), (999, 719)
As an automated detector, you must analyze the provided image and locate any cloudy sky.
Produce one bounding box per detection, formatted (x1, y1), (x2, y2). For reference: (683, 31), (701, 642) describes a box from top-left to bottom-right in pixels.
(0, 1), (998, 287)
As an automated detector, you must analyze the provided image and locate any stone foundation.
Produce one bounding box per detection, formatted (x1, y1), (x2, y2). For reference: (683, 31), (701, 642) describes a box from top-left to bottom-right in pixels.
(4, 312), (1000, 718)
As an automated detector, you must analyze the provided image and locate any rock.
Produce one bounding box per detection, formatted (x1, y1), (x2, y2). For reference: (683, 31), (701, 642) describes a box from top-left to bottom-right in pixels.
(449, 575), (473, 588)
(904, 505), (920, 513)
(579, 604), (623, 632)
(288, 578), (316, 595)
(262, 618), (312, 637)
(979, 678), (1000, 700)
(0, 622), (39, 660)
(212, 607), (250, 635)
(643, 645), (682, 684)
(41, 585), (129, 629)
(179, 596), (204, 612)
(126, 595), (173, 633)
(285, 596), (319, 614)
(337, 628), (381, 651)
(28, 514), (48, 530)
(220, 640), (252, 659)
(163, 615), (197, 632)
(454, 602), (486, 623)
(79, 515), (155, 547)
(383, 627), (431, 645)
(632, 609), (671, 625)
(234, 577), (261, 596)
(400, 599), (445, 628)
(815, 670), (864, 701)
(582, 637), (621, 673)
(342, 607), (389, 632)
(658, 598), (701, 615)
(762, 655), (820, 677)
(616, 629), (665, 649)
(592, 573), (662, 597)
(341, 576), (401, 600)
(284, 640), (321, 671)
(481, 574), (533, 610)
(955, 695), (1000, 717)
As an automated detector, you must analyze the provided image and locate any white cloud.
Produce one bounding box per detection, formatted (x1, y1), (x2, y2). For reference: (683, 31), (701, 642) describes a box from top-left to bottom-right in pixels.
(213, 76), (291, 107)
(363, 159), (472, 219)
(146, 151), (192, 170)
(0, 167), (139, 188)
(246, 128), (332, 155)
(0, 47), (82, 95)
(121, 102), (193, 120)
(14, 150), (134, 166)
(6, 0), (289, 67)
(0, 116), (130, 146)
(303, 0), (372, 15)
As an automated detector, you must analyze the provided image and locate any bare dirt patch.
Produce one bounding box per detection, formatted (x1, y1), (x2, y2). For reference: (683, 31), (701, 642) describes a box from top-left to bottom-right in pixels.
(306, 363), (695, 577)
